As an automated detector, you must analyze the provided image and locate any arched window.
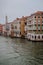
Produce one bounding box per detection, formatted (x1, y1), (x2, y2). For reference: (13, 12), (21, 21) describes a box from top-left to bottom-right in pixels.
(25, 22), (27, 25)
(35, 36), (36, 39)
(35, 16), (36, 18)
(32, 36), (33, 38)
(38, 36), (40, 39)
(20, 32), (21, 35)
(42, 36), (43, 38)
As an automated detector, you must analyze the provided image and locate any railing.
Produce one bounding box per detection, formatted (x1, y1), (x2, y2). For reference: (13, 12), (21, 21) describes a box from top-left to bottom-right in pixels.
(42, 26), (43, 30)
(27, 23), (33, 25)
(33, 27), (36, 30)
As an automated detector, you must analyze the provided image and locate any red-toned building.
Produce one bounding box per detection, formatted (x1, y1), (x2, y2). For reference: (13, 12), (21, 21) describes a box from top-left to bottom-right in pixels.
(0, 24), (3, 35)
(27, 11), (43, 41)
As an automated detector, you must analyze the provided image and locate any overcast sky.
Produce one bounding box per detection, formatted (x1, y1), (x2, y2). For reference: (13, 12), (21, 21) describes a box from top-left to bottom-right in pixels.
(0, 0), (43, 24)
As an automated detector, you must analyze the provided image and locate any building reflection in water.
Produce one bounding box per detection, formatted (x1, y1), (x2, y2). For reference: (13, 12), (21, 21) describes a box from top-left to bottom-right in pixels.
(32, 42), (43, 64)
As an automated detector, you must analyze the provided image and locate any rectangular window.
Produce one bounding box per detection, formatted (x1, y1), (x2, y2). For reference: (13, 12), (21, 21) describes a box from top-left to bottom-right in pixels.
(42, 25), (43, 30)
(38, 25), (40, 30)
(42, 16), (43, 18)
(35, 16), (36, 18)
(38, 16), (40, 18)
(15, 26), (17, 29)
(42, 21), (43, 23)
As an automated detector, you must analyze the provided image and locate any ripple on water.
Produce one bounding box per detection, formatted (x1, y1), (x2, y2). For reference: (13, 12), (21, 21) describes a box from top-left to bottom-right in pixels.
(0, 37), (43, 65)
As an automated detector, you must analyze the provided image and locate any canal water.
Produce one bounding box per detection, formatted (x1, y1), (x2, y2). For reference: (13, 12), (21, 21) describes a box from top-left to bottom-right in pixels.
(0, 36), (43, 65)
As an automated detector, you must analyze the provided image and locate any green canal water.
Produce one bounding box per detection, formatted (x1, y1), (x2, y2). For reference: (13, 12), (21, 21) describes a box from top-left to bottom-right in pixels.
(0, 36), (43, 65)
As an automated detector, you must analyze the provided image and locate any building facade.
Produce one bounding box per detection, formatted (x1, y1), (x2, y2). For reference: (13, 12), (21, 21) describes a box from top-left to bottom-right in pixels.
(11, 18), (21, 37)
(3, 22), (12, 36)
(20, 16), (27, 38)
(2, 11), (43, 41)
(27, 11), (43, 41)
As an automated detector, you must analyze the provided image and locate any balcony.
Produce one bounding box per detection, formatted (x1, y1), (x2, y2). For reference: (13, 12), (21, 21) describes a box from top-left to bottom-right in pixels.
(38, 27), (40, 30)
(42, 26), (43, 30)
(33, 27), (36, 30)
(27, 22), (33, 25)
(34, 22), (36, 24)
(38, 22), (40, 25)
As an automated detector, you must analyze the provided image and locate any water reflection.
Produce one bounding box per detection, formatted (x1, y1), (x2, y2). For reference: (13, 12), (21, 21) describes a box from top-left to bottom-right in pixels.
(32, 42), (43, 64)
(0, 37), (43, 65)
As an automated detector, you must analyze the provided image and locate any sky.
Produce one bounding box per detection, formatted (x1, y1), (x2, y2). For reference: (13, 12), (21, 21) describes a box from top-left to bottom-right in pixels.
(0, 0), (43, 24)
